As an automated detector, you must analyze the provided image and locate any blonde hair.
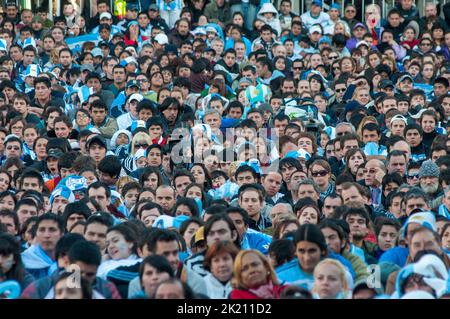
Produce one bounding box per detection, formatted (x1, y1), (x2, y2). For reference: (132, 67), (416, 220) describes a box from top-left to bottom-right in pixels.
(232, 250), (279, 289)
(130, 132), (152, 155)
(357, 115), (378, 137)
(312, 258), (348, 295)
(116, 176), (136, 194)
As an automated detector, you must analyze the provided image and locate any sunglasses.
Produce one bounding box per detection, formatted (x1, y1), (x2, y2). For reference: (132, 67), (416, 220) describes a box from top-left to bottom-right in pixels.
(134, 143), (149, 149)
(311, 170), (329, 177)
(336, 88), (346, 92)
(6, 146), (20, 151)
(421, 43), (431, 46)
(329, 55), (338, 59)
(407, 174), (419, 179)
(293, 67), (302, 70)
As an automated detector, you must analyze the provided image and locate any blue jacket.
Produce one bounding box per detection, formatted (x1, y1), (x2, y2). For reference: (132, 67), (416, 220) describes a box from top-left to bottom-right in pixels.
(276, 252), (355, 290)
(379, 246), (409, 268)
(241, 228), (272, 255)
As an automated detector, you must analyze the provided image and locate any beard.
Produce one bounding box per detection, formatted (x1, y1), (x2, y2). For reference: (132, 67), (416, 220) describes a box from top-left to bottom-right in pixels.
(421, 183), (439, 194)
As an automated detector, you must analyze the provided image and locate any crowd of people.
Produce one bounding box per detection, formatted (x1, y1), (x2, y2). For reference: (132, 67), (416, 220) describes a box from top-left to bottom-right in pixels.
(0, 0), (450, 300)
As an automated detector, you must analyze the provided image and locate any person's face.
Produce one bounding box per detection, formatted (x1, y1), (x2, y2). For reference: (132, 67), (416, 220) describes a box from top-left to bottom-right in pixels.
(155, 188), (176, 213)
(405, 197), (429, 216)
(388, 155), (407, 176)
(174, 176), (192, 197)
(106, 230), (133, 260)
(21, 177), (41, 192)
(54, 280), (83, 299)
(310, 164), (330, 189)
(261, 173), (282, 198)
(0, 215), (16, 235)
(155, 240), (180, 271)
(405, 129), (422, 147)
(391, 120), (406, 136)
(36, 219), (61, 252)
(88, 187), (110, 211)
(323, 197), (342, 218)
(298, 207), (319, 226)
(409, 230), (441, 260)
(341, 186), (365, 205)
(5, 141), (21, 158)
(88, 144), (107, 164)
(345, 6), (356, 19)
(141, 263), (171, 298)
(422, 64), (434, 79)
(90, 107), (108, 126)
(239, 190), (262, 218)
(261, 30), (272, 42)
(177, 21), (189, 35)
(297, 185), (319, 201)
(162, 104), (179, 124)
(298, 137), (314, 154)
(296, 241), (322, 273)
(207, 220), (236, 247)
(314, 263), (344, 299)
(348, 152), (364, 174)
(155, 282), (184, 299)
(210, 251), (234, 283)
(342, 139), (359, 157)
(433, 82), (448, 97)
(321, 227), (342, 254)
(377, 225), (398, 251)
(240, 252), (268, 288)
(54, 121), (71, 138)
(421, 115), (436, 134)
(147, 148), (162, 167)
(84, 222), (108, 251)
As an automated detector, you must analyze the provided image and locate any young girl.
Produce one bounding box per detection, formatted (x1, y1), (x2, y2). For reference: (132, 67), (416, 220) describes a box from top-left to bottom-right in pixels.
(313, 259), (350, 299)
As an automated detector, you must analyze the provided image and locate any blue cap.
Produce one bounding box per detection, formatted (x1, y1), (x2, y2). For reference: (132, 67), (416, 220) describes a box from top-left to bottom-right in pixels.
(330, 3), (341, 10)
(319, 36), (332, 45)
(126, 3), (139, 10)
(127, 20), (138, 28)
(312, 0), (323, 7)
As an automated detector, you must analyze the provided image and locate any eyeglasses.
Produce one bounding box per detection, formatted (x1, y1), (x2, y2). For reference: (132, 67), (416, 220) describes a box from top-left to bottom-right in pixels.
(311, 170), (329, 177)
(346, 10), (356, 13)
(6, 146), (20, 151)
(407, 173), (419, 179)
(134, 143), (149, 149)
(336, 88), (346, 92)
(293, 67), (302, 70)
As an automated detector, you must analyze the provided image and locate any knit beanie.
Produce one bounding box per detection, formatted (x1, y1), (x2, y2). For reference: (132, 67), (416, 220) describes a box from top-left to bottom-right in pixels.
(418, 160), (440, 178)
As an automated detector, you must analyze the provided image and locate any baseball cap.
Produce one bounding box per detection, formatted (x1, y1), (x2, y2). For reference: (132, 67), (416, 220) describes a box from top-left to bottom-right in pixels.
(47, 149), (64, 160)
(154, 33), (169, 45)
(129, 93), (144, 102)
(398, 74), (413, 83)
(149, 4), (159, 11)
(312, 0), (323, 7)
(126, 3), (139, 11)
(353, 22), (366, 30)
(378, 79), (394, 89)
(99, 12), (112, 20)
(91, 47), (103, 58)
(86, 134), (107, 150)
(120, 56), (138, 67)
(80, 64), (95, 73)
(126, 80), (139, 89)
(309, 25), (322, 35)
(356, 40), (369, 48)
(98, 40), (110, 48)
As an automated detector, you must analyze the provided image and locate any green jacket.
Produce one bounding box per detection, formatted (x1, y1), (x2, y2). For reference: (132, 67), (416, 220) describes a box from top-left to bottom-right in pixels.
(96, 117), (118, 139)
(204, 1), (231, 25)
(342, 250), (368, 282)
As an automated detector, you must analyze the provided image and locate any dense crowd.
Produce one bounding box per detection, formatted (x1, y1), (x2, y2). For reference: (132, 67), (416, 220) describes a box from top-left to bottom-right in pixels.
(0, 0), (450, 300)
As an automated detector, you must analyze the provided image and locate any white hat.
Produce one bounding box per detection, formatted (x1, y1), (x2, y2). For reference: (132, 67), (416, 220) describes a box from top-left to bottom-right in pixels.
(192, 27), (206, 36)
(258, 3), (278, 15)
(154, 33), (169, 45)
(356, 40), (369, 48)
(99, 12), (112, 20)
(309, 25), (323, 35)
(129, 93), (144, 102)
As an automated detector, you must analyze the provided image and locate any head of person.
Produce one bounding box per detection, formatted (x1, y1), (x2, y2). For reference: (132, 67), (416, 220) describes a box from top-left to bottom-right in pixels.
(312, 258), (349, 299)
(232, 249), (279, 290)
(106, 223), (138, 260)
(139, 255), (175, 298)
(204, 240), (239, 284)
(294, 224), (328, 274)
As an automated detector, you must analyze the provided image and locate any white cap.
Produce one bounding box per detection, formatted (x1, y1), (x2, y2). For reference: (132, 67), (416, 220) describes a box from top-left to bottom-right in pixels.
(100, 12), (112, 20)
(309, 25), (322, 35)
(129, 93), (144, 102)
(356, 40), (369, 48)
(154, 33), (169, 45)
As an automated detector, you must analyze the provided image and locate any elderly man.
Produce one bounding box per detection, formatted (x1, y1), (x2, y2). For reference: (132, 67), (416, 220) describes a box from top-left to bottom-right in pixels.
(364, 159), (387, 207)
(419, 160), (442, 208)
(419, 2), (448, 31)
